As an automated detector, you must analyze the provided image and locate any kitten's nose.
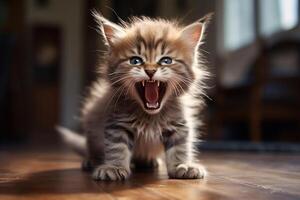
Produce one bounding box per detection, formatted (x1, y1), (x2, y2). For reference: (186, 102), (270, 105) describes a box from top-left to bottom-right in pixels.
(145, 69), (156, 79)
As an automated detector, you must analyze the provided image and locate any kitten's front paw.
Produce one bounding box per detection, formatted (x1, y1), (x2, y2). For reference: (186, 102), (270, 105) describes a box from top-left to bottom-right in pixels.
(168, 163), (206, 179)
(92, 164), (130, 181)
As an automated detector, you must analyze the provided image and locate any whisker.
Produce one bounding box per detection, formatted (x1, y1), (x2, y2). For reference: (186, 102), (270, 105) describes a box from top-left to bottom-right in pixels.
(108, 71), (127, 76)
(169, 80), (180, 97)
(171, 75), (212, 100)
(103, 86), (123, 113)
(110, 75), (133, 86)
(172, 77), (185, 94)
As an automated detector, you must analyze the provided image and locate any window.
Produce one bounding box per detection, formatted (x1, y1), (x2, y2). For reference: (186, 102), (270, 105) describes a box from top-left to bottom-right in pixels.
(224, 0), (255, 51)
(223, 0), (299, 51)
(260, 0), (298, 36)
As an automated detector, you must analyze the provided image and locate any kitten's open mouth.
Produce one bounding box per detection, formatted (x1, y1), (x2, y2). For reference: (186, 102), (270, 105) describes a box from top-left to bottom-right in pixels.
(135, 80), (167, 110)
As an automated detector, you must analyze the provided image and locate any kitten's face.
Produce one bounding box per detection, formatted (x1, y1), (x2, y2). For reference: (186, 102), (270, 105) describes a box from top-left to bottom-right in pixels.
(95, 14), (206, 114)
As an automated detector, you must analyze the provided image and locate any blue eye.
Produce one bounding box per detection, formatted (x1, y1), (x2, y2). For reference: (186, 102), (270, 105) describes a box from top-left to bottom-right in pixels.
(129, 56), (143, 65)
(159, 57), (173, 65)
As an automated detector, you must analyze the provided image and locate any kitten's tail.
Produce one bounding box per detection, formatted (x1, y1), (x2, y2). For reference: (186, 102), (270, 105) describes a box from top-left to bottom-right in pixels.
(56, 126), (87, 157)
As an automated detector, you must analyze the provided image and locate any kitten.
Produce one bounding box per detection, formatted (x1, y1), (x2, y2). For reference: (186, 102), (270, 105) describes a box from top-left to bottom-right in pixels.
(58, 11), (210, 181)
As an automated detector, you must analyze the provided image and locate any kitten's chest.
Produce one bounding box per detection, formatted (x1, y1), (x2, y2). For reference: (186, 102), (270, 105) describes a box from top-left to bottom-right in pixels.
(131, 120), (168, 160)
(133, 133), (163, 160)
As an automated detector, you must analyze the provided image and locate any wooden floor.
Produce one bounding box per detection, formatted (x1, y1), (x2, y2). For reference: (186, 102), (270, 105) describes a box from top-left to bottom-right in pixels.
(0, 149), (300, 200)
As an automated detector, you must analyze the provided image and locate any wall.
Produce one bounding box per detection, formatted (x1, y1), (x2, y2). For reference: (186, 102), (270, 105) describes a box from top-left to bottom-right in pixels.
(26, 0), (85, 128)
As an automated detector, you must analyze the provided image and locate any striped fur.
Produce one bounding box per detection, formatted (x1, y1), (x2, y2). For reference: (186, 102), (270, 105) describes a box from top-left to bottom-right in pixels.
(62, 12), (211, 181)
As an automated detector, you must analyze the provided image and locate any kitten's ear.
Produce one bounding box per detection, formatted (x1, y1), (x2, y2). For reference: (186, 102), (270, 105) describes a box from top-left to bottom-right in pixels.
(180, 13), (213, 49)
(92, 11), (125, 46)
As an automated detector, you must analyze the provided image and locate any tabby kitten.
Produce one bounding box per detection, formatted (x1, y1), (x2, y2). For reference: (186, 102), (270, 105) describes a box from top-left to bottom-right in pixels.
(58, 11), (210, 181)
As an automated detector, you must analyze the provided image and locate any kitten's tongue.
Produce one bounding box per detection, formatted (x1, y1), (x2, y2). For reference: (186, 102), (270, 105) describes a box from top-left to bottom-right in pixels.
(144, 81), (159, 104)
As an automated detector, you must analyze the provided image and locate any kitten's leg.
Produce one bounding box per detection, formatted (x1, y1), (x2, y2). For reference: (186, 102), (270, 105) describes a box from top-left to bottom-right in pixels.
(92, 127), (133, 181)
(163, 129), (206, 179)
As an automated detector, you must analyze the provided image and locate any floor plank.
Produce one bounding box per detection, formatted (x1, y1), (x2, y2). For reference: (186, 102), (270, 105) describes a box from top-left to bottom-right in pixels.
(0, 149), (299, 200)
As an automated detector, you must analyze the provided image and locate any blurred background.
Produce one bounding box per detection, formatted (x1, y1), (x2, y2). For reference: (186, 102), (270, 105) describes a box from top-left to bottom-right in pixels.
(1, 0), (300, 151)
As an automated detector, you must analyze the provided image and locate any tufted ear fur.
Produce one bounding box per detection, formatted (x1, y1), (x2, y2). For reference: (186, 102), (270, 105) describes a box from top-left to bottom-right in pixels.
(92, 11), (125, 46)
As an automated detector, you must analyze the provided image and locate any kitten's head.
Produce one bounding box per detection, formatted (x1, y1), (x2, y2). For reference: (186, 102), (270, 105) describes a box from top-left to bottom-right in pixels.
(94, 12), (210, 114)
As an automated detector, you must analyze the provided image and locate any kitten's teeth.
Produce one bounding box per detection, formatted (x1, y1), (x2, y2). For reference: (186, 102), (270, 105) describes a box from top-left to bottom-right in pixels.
(157, 81), (160, 87)
(146, 102), (159, 109)
(142, 80), (145, 87)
